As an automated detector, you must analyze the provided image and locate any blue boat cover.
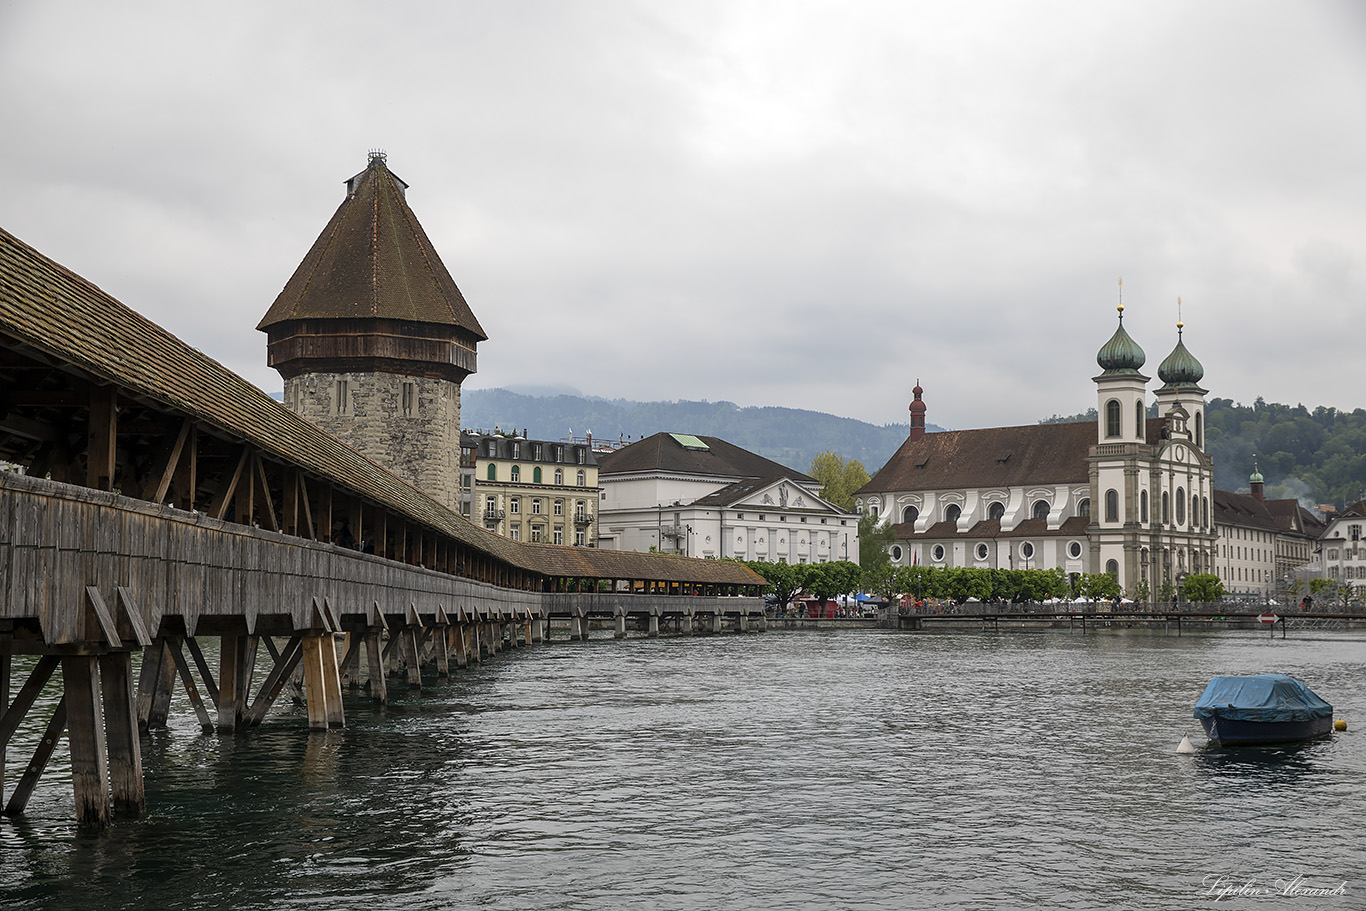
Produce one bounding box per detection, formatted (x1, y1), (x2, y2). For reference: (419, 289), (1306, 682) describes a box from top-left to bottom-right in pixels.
(1193, 674), (1333, 723)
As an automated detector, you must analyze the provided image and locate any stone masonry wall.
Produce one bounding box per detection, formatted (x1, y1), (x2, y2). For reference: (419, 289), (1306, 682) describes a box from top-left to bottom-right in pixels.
(286, 371), (462, 509)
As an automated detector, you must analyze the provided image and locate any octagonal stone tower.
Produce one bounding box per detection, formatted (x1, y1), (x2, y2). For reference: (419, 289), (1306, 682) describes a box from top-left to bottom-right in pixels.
(258, 152), (486, 508)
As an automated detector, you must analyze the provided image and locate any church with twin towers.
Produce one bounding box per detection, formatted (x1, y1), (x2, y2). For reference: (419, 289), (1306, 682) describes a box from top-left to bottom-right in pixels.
(855, 296), (1217, 598)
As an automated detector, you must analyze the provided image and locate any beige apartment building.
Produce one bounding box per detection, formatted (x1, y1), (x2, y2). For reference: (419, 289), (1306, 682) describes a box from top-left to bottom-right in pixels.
(464, 432), (600, 546)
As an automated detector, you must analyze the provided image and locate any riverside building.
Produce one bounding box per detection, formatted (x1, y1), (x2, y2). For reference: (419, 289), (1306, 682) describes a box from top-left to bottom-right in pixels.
(465, 431), (600, 546)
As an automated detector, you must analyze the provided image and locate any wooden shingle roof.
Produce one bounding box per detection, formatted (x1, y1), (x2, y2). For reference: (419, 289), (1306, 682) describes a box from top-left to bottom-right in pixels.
(257, 155), (486, 338)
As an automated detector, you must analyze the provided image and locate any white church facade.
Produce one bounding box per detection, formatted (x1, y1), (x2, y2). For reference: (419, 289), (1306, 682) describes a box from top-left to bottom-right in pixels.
(855, 303), (1218, 598)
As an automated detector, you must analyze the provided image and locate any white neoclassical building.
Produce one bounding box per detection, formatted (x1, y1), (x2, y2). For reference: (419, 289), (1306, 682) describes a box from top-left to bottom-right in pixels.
(596, 432), (858, 563)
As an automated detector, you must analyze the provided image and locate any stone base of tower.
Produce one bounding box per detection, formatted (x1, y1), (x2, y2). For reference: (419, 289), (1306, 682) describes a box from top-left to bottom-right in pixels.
(286, 371), (462, 510)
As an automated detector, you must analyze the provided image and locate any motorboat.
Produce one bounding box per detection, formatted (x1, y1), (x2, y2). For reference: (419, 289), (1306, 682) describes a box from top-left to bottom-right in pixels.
(1193, 674), (1334, 746)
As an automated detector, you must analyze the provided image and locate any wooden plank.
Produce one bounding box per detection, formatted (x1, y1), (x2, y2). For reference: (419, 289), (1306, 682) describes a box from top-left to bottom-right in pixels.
(300, 636), (329, 730)
(321, 634), (344, 729)
(364, 629), (387, 704)
(0, 653), (7, 804)
(253, 453), (279, 533)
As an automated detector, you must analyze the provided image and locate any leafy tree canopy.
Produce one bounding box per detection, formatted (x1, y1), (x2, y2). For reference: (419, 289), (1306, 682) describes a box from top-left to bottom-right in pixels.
(1181, 573), (1225, 603)
(808, 451), (871, 512)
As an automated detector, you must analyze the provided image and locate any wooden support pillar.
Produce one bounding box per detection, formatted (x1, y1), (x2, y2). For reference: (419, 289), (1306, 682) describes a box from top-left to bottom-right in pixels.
(137, 638), (176, 731)
(711, 612), (723, 634)
(570, 610), (586, 641)
(739, 611), (750, 633)
(364, 629), (388, 704)
(98, 651), (144, 817)
(453, 621), (469, 669)
(470, 621), (483, 664)
(217, 634), (257, 733)
(0, 653), (7, 805)
(648, 609), (660, 638)
(403, 626), (422, 689)
(435, 614), (451, 678)
(682, 611), (694, 636)
(321, 634), (344, 729)
(615, 606), (627, 639)
(62, 656), (110, 830)
(300, 636), (331, 731)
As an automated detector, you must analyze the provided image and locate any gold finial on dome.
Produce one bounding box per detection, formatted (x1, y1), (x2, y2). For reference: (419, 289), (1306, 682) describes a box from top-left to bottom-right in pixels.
(1117, 276), (1124, 314)
(1176, 296), (1183, 330)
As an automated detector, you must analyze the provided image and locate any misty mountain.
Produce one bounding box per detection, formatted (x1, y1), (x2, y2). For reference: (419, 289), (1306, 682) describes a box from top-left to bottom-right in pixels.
(461, 388), (929, 475)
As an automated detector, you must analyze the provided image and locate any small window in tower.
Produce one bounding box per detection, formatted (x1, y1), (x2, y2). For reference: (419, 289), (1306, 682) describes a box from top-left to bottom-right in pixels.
(1105, 399), (1121, 438)
(401, 382), (415, 417)
(335, 379), (350, 416)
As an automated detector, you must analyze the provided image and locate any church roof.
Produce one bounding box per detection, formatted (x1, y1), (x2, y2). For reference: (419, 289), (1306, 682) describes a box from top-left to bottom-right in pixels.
(597, 432), (816, 483)
(858, 421), (1096, 494)
(257, 153), (486, 338)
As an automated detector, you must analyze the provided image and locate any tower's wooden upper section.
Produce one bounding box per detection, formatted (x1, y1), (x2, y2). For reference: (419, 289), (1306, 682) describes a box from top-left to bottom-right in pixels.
(258, 152), (486, 382)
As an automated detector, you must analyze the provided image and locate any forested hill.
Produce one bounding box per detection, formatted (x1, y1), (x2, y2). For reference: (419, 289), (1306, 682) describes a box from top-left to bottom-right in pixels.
(461, 388), (927, 475)
(1044, 398), (1366, 508)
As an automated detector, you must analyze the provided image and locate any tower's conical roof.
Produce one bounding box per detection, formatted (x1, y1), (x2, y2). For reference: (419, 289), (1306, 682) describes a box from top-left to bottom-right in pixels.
(257, 152), (486, 339)
(1157, 325), (1204, 388)
(1096, 305), (1145, 375)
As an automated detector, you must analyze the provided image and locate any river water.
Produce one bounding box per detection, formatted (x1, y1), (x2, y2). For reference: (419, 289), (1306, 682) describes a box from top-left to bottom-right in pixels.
(2, 627), (1362, 910)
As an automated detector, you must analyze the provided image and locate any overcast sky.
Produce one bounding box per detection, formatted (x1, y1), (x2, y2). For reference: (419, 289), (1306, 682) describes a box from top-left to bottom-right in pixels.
(2, 1), (1363, 430)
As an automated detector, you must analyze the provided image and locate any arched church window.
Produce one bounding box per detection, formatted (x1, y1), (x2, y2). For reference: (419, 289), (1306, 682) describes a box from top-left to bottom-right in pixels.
(1195, 412), (1203, 449)
(1106, 559), (1119, 578)
(1105, 399), (1121, 438)
(902, 505), (918, 524)
(988, 502), (1005, 521)
(1141, 490), (1149, 524)
(1078, 498), (1090, 518)
(944, 504), (961, 524)
(1192, 494), (1199, 528)
(1202, 497), (1209, 527)
(1136, 400), (1145, 440)
(1105, 489), (1119, 523)
(1176, 487), (1186, 526)
(1162, 492), (1170, 524)
(1033, 500), (1050, 520)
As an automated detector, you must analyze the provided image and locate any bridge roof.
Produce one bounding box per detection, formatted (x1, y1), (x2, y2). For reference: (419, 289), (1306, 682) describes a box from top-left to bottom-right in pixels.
(0, 226), (760, 587)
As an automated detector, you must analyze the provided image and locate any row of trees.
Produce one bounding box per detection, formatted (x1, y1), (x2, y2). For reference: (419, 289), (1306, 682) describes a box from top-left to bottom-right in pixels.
(742, 557), (1229, 609)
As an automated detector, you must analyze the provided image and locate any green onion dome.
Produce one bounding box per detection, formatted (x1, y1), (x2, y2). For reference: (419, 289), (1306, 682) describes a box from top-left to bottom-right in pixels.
(1157, 323), (1204, 387)
(1096, 305), (1146, 375)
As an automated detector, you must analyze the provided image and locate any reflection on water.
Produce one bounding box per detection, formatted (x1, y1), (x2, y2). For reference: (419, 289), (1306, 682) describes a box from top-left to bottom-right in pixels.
(2, 629), (1362, 910)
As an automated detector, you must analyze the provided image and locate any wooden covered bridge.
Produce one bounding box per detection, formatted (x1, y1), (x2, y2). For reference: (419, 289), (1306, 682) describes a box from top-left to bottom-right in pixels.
(0, 226), (766, 830)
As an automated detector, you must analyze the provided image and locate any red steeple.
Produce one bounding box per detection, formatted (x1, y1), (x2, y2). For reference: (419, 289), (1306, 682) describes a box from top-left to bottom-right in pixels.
(908, 380), (927, 442)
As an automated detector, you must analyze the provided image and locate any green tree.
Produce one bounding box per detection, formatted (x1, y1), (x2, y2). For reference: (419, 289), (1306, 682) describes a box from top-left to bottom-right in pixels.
(1181, 573), (1225, 603)
(807, 561), (862, 602)
(745, 560), (808, 610)
(809, 451), (871, 512)
(858, 512), (896, 580)
(1080, 572), (1121, 601)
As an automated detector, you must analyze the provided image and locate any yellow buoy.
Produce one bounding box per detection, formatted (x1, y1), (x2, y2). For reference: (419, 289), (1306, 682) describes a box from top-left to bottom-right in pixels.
(1334, 719), (1347, 732)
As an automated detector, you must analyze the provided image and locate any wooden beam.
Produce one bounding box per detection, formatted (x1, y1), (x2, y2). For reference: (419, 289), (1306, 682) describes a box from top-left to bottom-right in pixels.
(3, 697), (65, 818)
(167, 637), (214, 733)
(208, 447), (251, 521)
(297, 473), (315, 540)
(140, 418), (193, 504)
(243, 636), (303, 727)
(253, 453), (279, 532)
(0, 656), (59, 752)
(86, 384), (117, 491)
(172, 423), (197, 510)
